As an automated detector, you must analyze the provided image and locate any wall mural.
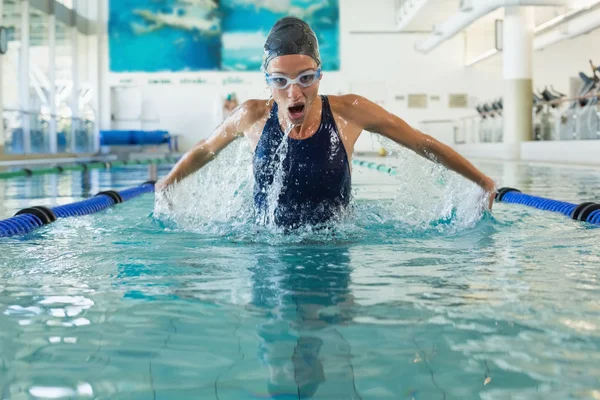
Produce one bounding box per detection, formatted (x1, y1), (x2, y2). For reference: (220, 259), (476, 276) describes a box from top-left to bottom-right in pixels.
(108, 0), (340, 73)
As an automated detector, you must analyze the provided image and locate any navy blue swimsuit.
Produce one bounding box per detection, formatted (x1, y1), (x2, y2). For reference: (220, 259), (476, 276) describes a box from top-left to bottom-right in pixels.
(253, 95), (351, 228)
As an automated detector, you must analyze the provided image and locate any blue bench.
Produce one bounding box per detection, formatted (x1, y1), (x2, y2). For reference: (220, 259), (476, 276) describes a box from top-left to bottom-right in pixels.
(99, 130), (178, 151)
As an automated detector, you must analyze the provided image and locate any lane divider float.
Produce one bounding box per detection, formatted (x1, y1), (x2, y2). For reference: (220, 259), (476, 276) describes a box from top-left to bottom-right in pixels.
(0, 181), (156, 238)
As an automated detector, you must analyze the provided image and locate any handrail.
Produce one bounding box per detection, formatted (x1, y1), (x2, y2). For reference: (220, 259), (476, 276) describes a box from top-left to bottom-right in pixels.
(2, 108), (94, 120)
(420, 119), (456, 124)
(539, 91), (600, 107)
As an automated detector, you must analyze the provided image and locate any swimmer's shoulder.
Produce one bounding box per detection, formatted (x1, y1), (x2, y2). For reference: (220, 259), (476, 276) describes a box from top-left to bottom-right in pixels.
(232, 99), (273, 130)
(325, 94), (374, 126)
(325, 94), (371, 116)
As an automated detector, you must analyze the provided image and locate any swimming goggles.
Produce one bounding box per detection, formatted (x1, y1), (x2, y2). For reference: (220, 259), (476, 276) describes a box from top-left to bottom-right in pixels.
(265, 69), (321, 90)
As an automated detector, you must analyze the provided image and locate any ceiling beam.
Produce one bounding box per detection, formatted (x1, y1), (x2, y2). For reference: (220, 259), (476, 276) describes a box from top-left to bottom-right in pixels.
(465, 1), (600, 66)
(535, 3), (600, 49)
(415, 0), (570, 54)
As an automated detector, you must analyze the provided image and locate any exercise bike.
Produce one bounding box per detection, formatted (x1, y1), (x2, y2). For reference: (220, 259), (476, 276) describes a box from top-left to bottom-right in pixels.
(558, 60), (600, 140)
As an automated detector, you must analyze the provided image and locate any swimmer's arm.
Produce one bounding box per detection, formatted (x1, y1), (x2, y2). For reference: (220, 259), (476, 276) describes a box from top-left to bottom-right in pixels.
(156, 102), (254, 191)
(340, 95), (496, 203)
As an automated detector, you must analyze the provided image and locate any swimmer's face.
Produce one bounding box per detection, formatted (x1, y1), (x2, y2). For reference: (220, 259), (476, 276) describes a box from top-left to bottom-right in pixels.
(266, 55), (321, 125)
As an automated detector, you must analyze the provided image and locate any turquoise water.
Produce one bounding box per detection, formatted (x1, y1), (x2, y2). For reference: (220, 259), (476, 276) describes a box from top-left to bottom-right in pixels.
(0, 156), (599, 399)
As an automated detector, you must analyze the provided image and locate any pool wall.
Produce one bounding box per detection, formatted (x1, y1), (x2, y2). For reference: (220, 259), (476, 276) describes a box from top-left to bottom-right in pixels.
(453, 140), (600, 165)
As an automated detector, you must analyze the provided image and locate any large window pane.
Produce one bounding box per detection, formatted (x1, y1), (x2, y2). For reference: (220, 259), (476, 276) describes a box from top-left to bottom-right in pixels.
(2, 0), (22, 153)
(55, 18), (72, 152)
(29, 6), (50, 153)
(74, 0), (96, 153)
(2, 0), (95, 155)
(74, 0), (95, 20)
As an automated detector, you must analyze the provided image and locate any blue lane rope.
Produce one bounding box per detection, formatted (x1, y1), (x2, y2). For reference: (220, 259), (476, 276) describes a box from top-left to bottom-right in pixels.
(52, 195), (117, 218)
(0, 181), (157, 238)
(119, 182), (156, 202)
(500, 191), (577, 217)
(590, 210), (600, 224)
(0, 214), (45, 237)
(495, 187), (599, 225)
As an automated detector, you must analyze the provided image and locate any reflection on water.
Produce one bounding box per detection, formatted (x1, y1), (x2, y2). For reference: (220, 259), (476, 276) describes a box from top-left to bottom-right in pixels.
(250, 246), (361, 399)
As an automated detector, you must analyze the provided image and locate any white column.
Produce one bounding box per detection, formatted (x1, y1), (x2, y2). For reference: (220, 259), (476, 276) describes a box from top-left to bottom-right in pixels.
(98, 0), (110, 136)
(71, 7), (79, 153)
(0, 0), (4, 152)
(89, 2), (101, 154)
(20, 0), (31, 153)
(503, 6), (534, 158)
(49, 3), (57, 153)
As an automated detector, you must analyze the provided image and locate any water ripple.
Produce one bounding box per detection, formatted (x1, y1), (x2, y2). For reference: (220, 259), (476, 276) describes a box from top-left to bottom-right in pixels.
(1, 158), (600, 398)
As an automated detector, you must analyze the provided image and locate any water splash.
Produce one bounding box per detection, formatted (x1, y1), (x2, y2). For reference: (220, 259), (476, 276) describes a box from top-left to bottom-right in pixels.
(260, 121), (294, 227)
(368, 137), (491, 228)
(154, 131), (491, 244)
(154, 139), (255, 231)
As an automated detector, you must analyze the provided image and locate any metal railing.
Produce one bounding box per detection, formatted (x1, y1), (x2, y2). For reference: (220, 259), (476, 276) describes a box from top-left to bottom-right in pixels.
(454, 93), (600, 145)
(2, 109), (96, 155)
(455, 115), (504, 144)
(533, 93), (600, 141)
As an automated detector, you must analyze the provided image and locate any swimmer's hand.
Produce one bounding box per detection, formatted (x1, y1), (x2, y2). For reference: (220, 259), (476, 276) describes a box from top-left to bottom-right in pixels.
(155, 180), (174, 210)
(483, 178), (496, 211)
(487, 192), (495, 211)
(155, 178), (167, 193)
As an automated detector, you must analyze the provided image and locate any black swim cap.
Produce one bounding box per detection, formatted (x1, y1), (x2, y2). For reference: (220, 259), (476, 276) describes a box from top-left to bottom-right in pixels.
(263, 17), (321, 71)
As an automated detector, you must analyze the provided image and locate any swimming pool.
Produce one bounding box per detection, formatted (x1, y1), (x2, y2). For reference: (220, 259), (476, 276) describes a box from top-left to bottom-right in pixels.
(0, 153), (599, 399)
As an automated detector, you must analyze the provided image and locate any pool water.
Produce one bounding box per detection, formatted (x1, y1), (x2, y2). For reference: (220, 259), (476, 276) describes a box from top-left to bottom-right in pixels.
(0, 154), (599, 400)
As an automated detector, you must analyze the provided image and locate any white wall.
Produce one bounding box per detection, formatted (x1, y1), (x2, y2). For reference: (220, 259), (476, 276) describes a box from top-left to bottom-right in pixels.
(101, 0), (507, 151)
(469, 25), (600, 100)
(342, 2), (507, 125)
(454, 140), (600, 166)
(98, 0), (599, 152)
(532, 30), (600, 96)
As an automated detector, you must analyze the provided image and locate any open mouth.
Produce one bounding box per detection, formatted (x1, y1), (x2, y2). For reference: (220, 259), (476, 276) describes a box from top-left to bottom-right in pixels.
(288, 104), (305, 120)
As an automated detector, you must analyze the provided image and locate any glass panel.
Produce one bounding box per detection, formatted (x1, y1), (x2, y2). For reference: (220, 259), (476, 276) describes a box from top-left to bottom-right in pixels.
(75, 0), (96, 154)
(55, 18), (73, 153)
(2, 0), (96, 155)
(29, 6), (50, 153)
(2, 0), (22, 154)
(2, 109), (24, 154)
(74, 0), (96, 21)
